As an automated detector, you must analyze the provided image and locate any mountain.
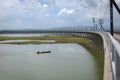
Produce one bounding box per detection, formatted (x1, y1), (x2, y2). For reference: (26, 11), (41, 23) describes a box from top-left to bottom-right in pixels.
(51, 25), (91, 31)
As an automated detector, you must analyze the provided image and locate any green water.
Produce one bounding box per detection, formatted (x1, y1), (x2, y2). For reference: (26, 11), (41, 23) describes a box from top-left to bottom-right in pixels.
(0, 43), (103, 80)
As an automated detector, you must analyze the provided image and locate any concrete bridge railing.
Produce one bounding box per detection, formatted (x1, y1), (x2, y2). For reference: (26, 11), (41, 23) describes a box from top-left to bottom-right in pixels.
(105, 32), (120, 80)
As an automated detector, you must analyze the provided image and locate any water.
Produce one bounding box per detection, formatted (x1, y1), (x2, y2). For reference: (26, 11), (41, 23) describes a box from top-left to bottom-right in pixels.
(0, 43), (101, 80)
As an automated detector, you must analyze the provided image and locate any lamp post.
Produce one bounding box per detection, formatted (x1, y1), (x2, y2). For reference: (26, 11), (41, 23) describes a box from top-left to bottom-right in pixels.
(92, 17), (96, 31)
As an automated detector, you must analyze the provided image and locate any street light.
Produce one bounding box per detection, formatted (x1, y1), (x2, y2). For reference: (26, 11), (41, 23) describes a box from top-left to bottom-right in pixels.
(92, 17), (96, 31)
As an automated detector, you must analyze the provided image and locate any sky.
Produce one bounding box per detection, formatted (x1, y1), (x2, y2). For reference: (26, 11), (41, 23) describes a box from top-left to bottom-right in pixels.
(0, 0), (120, 30)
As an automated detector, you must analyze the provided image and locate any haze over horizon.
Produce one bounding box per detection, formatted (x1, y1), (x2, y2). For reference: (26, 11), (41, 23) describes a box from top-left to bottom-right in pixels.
(0, 0), (120, 30)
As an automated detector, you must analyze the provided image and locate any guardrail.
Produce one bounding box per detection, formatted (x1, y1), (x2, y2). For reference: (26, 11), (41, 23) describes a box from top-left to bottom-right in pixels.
(106, 32), (120, 80)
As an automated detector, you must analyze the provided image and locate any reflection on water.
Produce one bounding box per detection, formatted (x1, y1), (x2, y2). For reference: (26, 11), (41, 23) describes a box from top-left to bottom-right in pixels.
(0, 43), (101, 80)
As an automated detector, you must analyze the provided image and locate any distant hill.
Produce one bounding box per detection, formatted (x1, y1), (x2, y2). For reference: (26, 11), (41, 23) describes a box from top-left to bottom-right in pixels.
(51, 26), (92, 31)
(51, 25), (120, 31)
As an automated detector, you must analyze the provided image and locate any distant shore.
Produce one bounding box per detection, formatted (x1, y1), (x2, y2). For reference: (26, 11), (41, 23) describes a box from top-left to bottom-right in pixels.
(0, 36), (92, 44)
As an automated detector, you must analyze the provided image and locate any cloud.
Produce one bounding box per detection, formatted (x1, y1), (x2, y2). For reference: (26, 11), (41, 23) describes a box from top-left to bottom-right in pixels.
(0, 0), (120, 30)
(58, 8), (75, 16)
(83, 0), (97, 8)
(0, 0), (18, 17)
(45, 14), (50, 16)
(38, 0), (55, 6)
(43, 4), (49, 8)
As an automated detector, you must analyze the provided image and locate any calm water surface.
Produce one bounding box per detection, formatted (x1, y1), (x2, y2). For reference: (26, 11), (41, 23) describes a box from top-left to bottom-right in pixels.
(0, 43), (101, 80)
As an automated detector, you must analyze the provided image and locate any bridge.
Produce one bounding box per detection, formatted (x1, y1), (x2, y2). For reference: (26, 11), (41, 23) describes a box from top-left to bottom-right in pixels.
(0, 30), (120, 80)
(0, 0), (120, 79)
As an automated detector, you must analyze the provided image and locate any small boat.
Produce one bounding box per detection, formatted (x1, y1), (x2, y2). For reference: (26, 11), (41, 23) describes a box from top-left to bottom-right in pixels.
(36, 51), (51, 54)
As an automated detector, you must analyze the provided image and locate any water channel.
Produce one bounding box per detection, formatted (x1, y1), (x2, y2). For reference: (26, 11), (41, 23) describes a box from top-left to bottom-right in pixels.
(0, 43), (103, 80)
(0, 34), (103, 80)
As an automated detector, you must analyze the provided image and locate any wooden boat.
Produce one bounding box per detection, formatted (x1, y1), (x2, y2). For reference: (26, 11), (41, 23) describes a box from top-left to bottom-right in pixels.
(36, 51), (51, 54)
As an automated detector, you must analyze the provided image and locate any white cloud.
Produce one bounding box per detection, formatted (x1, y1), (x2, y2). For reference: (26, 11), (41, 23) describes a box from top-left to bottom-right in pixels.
(58, 8), (75, 16)
(45, 14), (50, 16)
(43, 4), (49, 8)
(0, 0), (19, 17)
(0, 0), (16, 7)
(0, 0), (120, 30)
